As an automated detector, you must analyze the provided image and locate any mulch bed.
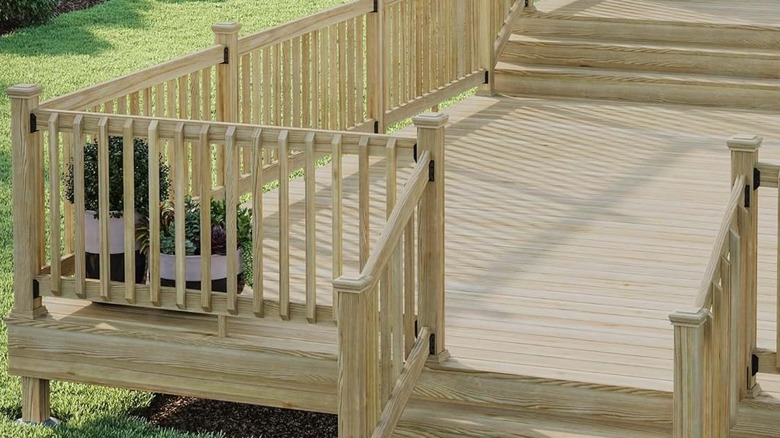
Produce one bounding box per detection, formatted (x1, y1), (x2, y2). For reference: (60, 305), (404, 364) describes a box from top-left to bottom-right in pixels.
(5, 1), (339, 436)
(137, 394), (337, 438)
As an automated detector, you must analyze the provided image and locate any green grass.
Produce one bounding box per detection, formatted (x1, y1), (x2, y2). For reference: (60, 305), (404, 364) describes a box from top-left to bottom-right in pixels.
(0, 0), (346, 436)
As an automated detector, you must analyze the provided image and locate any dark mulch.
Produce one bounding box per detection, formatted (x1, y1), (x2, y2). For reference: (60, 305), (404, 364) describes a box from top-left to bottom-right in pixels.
(137, 394), (337, 438)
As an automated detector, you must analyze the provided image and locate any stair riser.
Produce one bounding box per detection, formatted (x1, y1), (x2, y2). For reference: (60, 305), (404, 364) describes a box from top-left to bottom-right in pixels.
(515, 16), (780, 49)
(494, 70), (780, 109)
(501, 40), (780, 79)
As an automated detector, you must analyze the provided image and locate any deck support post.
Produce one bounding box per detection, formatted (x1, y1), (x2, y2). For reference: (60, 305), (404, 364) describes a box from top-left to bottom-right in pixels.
(414, 113), (449, 362)
(670, 309), (709, 438)
(366, 0), (385, 133)
(477, 0), (496, 96)
(727, 134), (762, 398)
(213, 22), (241, 189)
(8, 84), (46, 320)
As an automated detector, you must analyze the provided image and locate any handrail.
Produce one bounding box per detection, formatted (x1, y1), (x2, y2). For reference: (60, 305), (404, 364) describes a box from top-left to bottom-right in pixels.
(39, 45), (224, 111)
(371, 326), (430, 438)
(237, 0), (372, 54)
(333, 150), (431, 294)
(493, 0), (525, 65)
(694, 174), (744, 309)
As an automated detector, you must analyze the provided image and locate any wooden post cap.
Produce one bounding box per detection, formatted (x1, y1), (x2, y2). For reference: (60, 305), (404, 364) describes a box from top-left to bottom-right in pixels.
(6, 84), (42, 98)
(669, 308), (709, 327)
(413, 112), (449, 129)
(727, 134), (762, 151)
(212, 22), (241, 34)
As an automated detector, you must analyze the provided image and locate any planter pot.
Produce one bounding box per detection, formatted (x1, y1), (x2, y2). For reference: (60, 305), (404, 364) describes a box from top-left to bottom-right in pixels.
(83, 211), (147, 283)
(159, 250), (245, 294)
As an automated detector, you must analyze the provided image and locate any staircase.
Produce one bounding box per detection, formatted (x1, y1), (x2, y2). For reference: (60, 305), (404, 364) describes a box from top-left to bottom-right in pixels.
(494, 10), (780, 109)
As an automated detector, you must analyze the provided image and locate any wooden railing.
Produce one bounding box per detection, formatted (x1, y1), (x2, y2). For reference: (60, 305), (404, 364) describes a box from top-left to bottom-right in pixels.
(10, 84), (424, 328)
(669, 134), (764, 438)
(335, 113), (447, 437)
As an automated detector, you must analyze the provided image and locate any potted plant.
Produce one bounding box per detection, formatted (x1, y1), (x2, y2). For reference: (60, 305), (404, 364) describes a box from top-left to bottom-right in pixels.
(64, 136), (171, 283)
(138, 196), (252, 294)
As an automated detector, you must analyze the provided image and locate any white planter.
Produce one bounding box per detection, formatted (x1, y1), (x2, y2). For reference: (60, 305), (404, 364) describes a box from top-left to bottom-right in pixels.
(159, 249), (244, 282)
(83, 211), (140, 254)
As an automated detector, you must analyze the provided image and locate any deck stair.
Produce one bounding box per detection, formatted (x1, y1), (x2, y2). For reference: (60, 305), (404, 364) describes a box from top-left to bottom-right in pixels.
(495, 10), (780, 109)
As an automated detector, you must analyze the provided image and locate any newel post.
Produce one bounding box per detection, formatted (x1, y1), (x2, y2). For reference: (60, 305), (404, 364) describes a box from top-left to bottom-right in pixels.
(727, 134), (761, 398)
(8, 84), (46, 320)
(213, 22), (241, 187)
(669, 309), (709, 438)
(478, 0), (495, 96)
(414, 112), (448, 362)
(337, 288), (370, 437)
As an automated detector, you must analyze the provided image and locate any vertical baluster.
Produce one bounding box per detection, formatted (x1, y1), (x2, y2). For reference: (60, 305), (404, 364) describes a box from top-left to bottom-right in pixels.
(404, 210), (415, 357)
(225, 126), (239, 314)
(329, 26), (338, 129)
(104, 100), (115, 114)
(274, 44), (282, 125)
(387, 139), (403, 380)
(278, 130), (290, 320)
(251, 128), (264, 316)
(282, 40), (292, 126)
(142, 88), (151, 116)
(331, 134), (343, 312)
(63, 128), (73, 255)
(199, 125), (213, 311)
(359, 136), (370, 269)
(263, 46), (272, 125)
(338, 22), (347, 129)
(155, 83), (164, 117)
(73, 116), (86, 298)
(202, 67), (212, 121)
(191, 72), (201, 198)
(302, 33), (311, 128)
(48, 114), (61, 295)
(715, 256), (732, 434)
(241, 54), (251, 172)
(346, 18), (355, 128)
(97, 117), (111, 299)
(729, 228), (741, 424)
(148, 121), (161, 305)
(117, 96), (127, 115)
(305, 132), (317, 322)
(123, 119), (136, 302)
(252, 50), (261, 125)
(174, 123), (187, 309)
(292, 37), (302, 127)
(312, 30), (320, 128)
(356, 17), (364, 124)
(178, 76), (187, 119)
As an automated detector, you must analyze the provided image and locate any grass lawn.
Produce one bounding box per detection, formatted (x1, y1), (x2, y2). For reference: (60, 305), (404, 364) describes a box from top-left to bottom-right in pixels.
(0, 0), (346, 436)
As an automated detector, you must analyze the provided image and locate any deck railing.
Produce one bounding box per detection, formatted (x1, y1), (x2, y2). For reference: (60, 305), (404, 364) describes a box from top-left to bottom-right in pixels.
(669, 135), (763, 438)
(334, 113), (447, 437)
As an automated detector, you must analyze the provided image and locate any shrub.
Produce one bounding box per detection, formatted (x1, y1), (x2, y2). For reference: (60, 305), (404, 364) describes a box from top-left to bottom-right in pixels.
(0, 0), (57, 30)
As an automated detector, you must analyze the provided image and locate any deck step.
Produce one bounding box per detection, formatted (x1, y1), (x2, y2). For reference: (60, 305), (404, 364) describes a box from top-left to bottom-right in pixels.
(494, 62), (780, 109)
(396, 399), (669, 438)
(514, 13), (780, 49)
(501, 34), (780, 79)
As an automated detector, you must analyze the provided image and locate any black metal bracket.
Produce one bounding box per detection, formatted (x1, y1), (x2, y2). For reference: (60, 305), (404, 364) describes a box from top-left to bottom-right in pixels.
(373, 0), (379, 12)
(32, 279), (39, 299)
(374, 120), (380, 134)
(29, 113), (38, 133)
(744, 185), (751, 208)
(754, 167), (761, 190)
(222, 47), (230, 64)
(429, 333), (436, 355)
(429, 160), (435, 181)
(484, 70), (490, 84)
(752, 353), (759, 377)
(413, 143), (418, 163)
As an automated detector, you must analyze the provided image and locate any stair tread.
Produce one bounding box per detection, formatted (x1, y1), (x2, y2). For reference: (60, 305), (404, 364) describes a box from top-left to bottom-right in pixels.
(495, 62), (780, 89)
(507, 33), (780, 59)
(397, 400), (669, 438)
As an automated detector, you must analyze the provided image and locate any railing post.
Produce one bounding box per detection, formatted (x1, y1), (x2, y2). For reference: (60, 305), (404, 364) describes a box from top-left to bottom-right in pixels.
(413, 112), (448, 362)
(727, 134), (761, 398)
(367, 0), (385, 133)
(478, 0), (496, 96)
(9, 84), (55, 426)
(337, 288), (370, 437)
(213, 22), (241, 188)
(8, 84), (46, 320)
(669, 309), (709, 438)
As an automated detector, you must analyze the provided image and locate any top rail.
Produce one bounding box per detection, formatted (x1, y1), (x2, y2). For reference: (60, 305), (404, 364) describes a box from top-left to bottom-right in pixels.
(237, 0), (373, 54)
(334, 150), (430, 294)
(694, 174), (745, 309)
(39, 45), (224, 111)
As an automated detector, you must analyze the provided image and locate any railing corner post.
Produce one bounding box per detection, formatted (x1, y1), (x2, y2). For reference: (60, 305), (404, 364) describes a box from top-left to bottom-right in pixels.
(213, 22), (241, 124)
(669, 309), (709, 438)
(337, 289), (369, 437)
(366, 0), (386, 133)
(477, 0), (496, 96)
(413, 112), (448, 362)
(727, 134), (761, 398)
(8, 84), (46, 320)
